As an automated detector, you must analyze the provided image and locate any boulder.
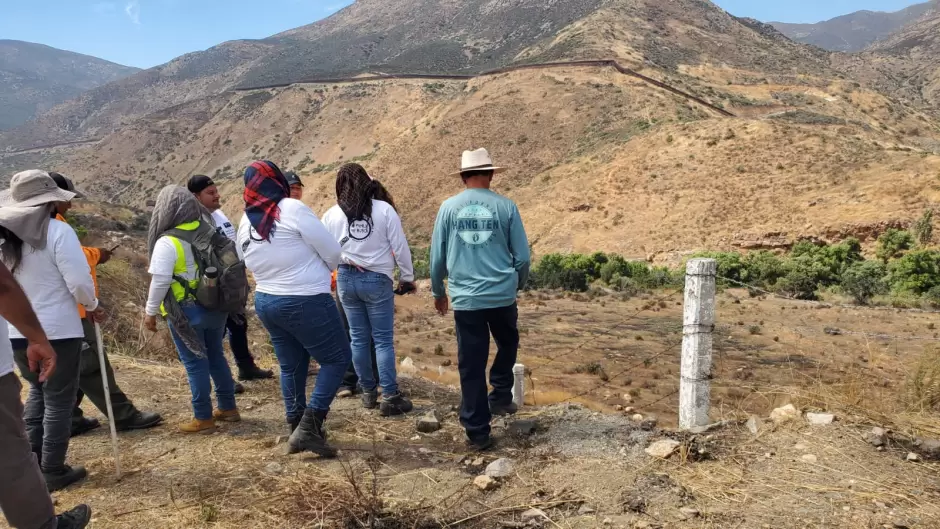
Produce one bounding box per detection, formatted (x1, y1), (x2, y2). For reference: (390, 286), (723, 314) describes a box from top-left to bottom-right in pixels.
(914, 438), (940, 459)
(645, 439), (681, 459)
(805, 412), (835, 425)
(770, 404), (800, 424)
(865, 427), (888, 447)
(473, 475), (498, 491)
(484, 457), (515, 478)
(508, 419), (538, 436)
(416, 411), (442, 433)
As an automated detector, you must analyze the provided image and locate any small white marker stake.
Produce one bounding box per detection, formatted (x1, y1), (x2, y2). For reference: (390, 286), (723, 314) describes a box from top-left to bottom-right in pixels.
(511, 363), (525, 408)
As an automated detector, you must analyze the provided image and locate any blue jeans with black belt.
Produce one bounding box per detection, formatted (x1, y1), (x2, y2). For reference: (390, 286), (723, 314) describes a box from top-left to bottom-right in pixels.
(254, 292), (351, 422)
(168, 304), (236, 420)
(337, 267), (399, 397)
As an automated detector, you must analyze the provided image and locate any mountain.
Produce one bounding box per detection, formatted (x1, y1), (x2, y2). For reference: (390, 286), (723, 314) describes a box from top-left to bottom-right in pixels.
(1, 0), (938, 261)
(771, 1), (936, 52)
(0, 40), (139, 131)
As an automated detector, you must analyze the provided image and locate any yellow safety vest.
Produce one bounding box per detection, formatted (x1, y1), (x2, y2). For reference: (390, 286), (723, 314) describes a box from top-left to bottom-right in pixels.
(160, 221), (201, 316)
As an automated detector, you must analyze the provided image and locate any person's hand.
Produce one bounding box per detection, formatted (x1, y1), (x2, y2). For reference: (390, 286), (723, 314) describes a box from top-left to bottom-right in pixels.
(434, 296), (449, 316)
(395, 282), (417, 296)
(90, 306), (108, 323)
(144, 314), (158, 333)
(97, 247), (113, 265)
(27, 340), (57, 382)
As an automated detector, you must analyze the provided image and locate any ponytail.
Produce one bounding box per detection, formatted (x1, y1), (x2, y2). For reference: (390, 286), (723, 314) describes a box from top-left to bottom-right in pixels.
(0, 226), (24, 274)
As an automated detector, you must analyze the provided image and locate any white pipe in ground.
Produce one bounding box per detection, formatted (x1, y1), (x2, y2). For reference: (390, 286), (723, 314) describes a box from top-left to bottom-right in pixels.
(511, 363), (525, 408)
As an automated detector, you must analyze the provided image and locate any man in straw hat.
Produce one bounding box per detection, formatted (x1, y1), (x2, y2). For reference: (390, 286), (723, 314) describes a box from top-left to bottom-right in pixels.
(47, 172), (163, 436)
(0, 260), (92, 529)
(429, 148), (530, 451)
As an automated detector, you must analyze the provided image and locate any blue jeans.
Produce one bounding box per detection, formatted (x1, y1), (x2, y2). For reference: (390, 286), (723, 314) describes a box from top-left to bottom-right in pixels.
(254, 292), (351, 422)
(169, 304), (236, 420)
(337, 267), (399, 396)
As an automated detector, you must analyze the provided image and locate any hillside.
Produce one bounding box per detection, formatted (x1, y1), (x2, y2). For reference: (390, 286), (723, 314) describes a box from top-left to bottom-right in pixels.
(771, 1), (937, 52)
(0, 40), (139, 131)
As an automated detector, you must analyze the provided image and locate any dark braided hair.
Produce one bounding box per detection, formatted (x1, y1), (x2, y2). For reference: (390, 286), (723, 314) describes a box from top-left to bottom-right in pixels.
(336, 163), (397, 222)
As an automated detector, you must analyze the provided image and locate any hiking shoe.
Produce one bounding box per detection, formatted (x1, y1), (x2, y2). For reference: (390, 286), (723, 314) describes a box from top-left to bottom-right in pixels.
(490, 401), (518, 416)
(238, 365), (274, 381)
(287, 415), (302, 435)
(362, 389), (379, 409)
(70, 417), (100, 437)
(178, 418), (217, 434)
(234, 382), (246, 394)
(336, 386), (355, 398)
(466, 436), (495, 452)
(43, 465), (87, 492)
(115, 410), (163, 431)
(212, 408), (241, 422)
(56, 504), (91, 529)
(288, 409), (336, 458)
(379, 393), (414, 417)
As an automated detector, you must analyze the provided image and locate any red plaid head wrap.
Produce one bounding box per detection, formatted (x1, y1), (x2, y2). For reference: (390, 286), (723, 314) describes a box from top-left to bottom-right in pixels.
(243, 160), (289, 241)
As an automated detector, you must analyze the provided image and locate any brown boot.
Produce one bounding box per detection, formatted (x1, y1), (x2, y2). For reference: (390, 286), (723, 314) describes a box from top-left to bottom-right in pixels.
(179, 418), (217, 433)
(213, 408), (242, 422)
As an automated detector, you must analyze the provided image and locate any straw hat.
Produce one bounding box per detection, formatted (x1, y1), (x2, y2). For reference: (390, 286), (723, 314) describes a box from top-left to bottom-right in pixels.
(0, 170), (76, 207)
(451, 148), (506, 176)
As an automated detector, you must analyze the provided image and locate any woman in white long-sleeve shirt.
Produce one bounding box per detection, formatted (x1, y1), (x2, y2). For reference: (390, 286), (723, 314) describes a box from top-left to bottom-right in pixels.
(0, 170), (101, 492)
(237, 160), (350, 458)
(322, 163), (416, 417)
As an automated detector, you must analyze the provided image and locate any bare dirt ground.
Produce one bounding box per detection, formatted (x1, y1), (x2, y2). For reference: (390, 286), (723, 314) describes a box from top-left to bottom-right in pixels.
(6, 273), (940, 528)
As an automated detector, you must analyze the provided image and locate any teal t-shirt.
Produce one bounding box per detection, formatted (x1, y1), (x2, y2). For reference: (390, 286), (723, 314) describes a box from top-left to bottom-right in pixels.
(430, 188), (530, 311)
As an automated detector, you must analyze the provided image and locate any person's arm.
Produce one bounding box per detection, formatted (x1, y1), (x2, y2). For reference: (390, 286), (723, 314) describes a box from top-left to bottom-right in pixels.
(386, 208), (415, 283)
(430, 205), (449, 299)
(508, 203), (531, 289)
(0, 262), (56, 381)
(145, 238), (177, 317)
(294, 204), (343, 270)
(54, 225), (98, 312)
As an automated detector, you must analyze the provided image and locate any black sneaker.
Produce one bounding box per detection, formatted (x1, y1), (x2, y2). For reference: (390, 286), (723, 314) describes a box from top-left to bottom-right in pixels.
(490, 401), (518, 416)
(238, 365), (274, 381)
(70, 417), (100, 438)
(115, 410), (163, 431)
(380, 393), (414, 417)
(466, 436), (495, 452)
(288, 409), (337, 458)
(336, 386), (356, 398)
(234, 382), (246, 394)
(43, 465), (87, 492)
(362, 389), (379, 409)
(56, 504), (91, 529)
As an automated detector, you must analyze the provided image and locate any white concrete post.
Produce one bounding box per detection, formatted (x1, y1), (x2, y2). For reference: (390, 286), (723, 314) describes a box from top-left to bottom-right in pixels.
(511, 363), (525, 408)
(679, 258), (717, 430)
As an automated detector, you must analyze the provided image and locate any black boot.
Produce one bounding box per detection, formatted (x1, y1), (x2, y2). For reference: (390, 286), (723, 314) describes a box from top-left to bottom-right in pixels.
(56, 504), (91, 529)
(43, 465), (87, 492)
(362, 389), (379, 409)
(115, 410), (163, 431)
(238, 364), (274, 381)
(288, 409), (336, 458)
(70, 417), (101, 438)
(379, 392), (414, 417)
(287, 415), (302, 435)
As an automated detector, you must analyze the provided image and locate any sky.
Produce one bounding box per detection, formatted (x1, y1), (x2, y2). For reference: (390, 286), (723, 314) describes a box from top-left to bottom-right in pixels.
(0, 0), (929, 69)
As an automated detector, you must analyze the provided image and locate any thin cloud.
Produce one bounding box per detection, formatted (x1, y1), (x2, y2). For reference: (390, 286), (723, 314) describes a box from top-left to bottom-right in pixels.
(125, 0), (141, 24)
(92, 2), (117, 14)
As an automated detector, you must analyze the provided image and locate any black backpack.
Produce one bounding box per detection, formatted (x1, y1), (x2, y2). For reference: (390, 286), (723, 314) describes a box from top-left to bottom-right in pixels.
(163, 222), (249, 313)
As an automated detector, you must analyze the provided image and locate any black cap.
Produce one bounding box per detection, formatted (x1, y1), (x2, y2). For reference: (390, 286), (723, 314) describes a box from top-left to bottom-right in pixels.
(48, 171), (85, 198)
(285, 171), (304, 187)
(187, 175), (215, 194)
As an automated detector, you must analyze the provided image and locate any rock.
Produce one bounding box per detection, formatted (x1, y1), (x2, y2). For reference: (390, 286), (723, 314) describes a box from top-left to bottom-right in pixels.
(645, 439), (680, 459)
(471, 457), (485, 467)
(746, 416), (762, 435)
(806, 412), (835, 425)
(801, 454), (818, 464)
(508, 419), (538, 436)
(626, 496), (647, 513)
(473, 475), (498, 491)
(640, 417), (658, 431)
(824, 327), (842, 336)
(602, 518), (612, 526)
(770, 404), (800, 424)
(622, 393), (633, 403)
(678, 507), (700, 519)
(264, 462), (283, 474)
(484, 458), (515, 478)
(521, 508), (547, 522)
(631, 413), (644, 422)
(410, 435), (421, 441)
(906, 452), (920, 462)
(914, 438), (940, 459)
(614, 404), (623, 411)
(624, 406), (636, 414)
(416, 411), (443, 433)
(577, 504), (596, 515)
(794, 443), (808, 451)
(400, 357), (417, 374)
(865, 427), (888, 447)
(274, 435), (287, 445)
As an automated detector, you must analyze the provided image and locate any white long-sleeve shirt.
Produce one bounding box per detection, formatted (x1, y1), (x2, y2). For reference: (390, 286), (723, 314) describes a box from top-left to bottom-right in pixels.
(321, 200), (415, 282)
(145, 234), (198, 316)
(0, 320), (12, 378)
(6, 219), (98, 341)
(237, 198), (341, 296)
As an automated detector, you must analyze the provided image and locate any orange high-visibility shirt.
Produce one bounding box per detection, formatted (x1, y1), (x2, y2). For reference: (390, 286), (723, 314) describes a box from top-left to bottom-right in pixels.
(56, 214), (100, 318)
(331, 270), (337, 292)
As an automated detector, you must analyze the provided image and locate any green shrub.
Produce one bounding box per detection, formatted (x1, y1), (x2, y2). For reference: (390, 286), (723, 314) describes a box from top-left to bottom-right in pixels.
(913, 209), (934, 247)
(411, 246), (430, 280)
(841, 261), (887, 304)
(693, 251), (746, 283)
(740, 251), (786, 286)
(789, 238), (862, 286)
(775, 259), (821, 300)
(888, 250), (940, 294)
(877, 229), (914, 263)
